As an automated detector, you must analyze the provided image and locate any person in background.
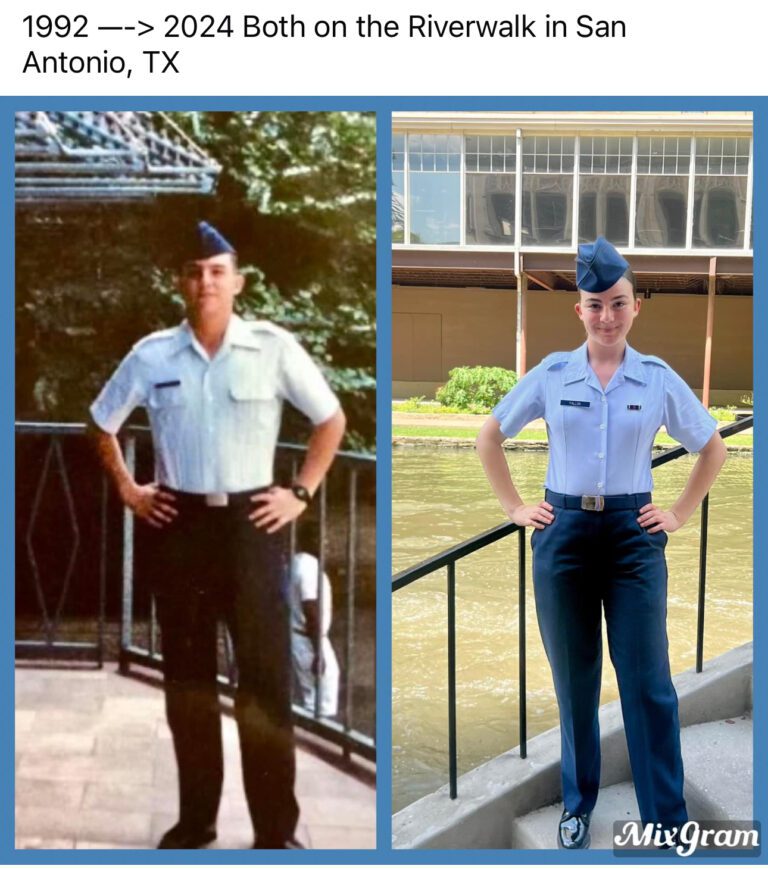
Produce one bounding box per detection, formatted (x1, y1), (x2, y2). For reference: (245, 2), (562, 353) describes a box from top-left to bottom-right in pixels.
(290, 550), (340, 718)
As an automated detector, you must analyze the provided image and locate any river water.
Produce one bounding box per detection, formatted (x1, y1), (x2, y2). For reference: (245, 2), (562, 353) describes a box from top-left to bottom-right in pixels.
(392, 446), (752, 813)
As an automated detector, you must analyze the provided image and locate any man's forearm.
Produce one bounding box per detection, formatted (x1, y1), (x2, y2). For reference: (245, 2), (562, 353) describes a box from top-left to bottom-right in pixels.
(294, 408), (346, 494)
(87, 422), (136, 503)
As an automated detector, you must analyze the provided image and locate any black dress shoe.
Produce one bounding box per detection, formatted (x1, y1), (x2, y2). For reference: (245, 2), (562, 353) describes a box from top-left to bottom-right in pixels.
(557, 810), (591, 849)
(157, 822), (217, 849)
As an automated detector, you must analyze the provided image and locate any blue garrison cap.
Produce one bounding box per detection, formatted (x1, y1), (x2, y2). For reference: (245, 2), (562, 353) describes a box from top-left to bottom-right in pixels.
(180, 221), (235, 263)
(576, 236), (629, 293)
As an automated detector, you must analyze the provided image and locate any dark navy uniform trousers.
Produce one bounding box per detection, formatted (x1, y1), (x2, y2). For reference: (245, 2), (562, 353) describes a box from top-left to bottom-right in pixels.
(531, 491), (687, 827)
(149, 490), (298, 844)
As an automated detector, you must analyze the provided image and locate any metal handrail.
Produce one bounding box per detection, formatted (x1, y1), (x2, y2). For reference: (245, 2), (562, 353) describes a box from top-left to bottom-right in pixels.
(16, 421), (375, 762)
(392, 414), (752, 799)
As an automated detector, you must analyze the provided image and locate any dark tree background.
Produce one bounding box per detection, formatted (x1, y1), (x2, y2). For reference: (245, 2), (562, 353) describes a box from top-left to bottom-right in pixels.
(16, 110), (376, 451)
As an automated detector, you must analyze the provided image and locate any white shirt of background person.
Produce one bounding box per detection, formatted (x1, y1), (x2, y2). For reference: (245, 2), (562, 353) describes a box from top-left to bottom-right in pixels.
(289, 552), (340, 717)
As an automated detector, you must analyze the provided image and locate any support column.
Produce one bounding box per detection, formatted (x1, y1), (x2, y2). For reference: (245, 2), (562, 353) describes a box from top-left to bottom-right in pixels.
(516, 270), (528, 376)
(702, 257), (717, 409)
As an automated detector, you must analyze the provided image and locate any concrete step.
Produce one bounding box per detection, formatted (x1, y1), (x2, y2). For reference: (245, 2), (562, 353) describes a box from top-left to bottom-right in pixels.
(509, 715), (753, 850)
(681, 714), (752, 821)
(509, 781), (640, 850)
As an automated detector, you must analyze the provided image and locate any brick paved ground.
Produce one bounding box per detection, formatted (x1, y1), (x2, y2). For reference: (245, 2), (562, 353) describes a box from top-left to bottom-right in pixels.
(15, 665), (375, 850)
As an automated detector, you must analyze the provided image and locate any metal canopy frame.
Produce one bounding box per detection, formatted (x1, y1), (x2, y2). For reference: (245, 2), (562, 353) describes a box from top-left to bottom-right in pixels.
(15, 111), (221, 202)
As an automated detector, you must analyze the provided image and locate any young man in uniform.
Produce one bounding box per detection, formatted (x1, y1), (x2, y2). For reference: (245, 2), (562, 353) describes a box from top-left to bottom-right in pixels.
(89, 221), (346, 849)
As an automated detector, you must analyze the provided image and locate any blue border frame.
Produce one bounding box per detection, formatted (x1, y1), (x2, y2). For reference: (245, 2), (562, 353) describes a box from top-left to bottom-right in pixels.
(4, 94), (764, 865)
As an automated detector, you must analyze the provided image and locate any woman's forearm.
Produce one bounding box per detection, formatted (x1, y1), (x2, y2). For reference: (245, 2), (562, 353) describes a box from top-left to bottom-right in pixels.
(670, 432), (727, 524)
(476, 419), (524, 517)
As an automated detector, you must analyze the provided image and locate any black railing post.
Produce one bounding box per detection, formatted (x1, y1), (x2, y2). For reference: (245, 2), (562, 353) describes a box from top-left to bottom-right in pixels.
(447, 560), (458, 799)
(343, 467), (358, 759)
(696, 493), (709, 673)
(518, 529), (527, 759)
(98, 474), (108, 669)
(119, 433), (136, 675)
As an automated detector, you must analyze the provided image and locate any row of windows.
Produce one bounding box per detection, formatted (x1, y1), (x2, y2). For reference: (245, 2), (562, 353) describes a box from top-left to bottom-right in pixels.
(392, 133), (752, 249)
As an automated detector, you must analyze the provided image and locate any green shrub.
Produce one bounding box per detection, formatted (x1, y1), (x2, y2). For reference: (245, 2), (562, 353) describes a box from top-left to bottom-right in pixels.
(436, 366), (518, 413)
(710, 406), (737, 422)
(740, 393), (754, 408)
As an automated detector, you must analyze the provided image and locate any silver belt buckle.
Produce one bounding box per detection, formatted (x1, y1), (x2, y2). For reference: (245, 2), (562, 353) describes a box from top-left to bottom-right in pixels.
(205, 492), (229, 507)
(581, 495), (605, 511)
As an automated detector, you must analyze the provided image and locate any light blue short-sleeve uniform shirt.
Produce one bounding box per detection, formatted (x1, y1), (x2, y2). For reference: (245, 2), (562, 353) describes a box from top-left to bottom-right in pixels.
(493, 343), (717, 497)
(90, 314), (340, 494)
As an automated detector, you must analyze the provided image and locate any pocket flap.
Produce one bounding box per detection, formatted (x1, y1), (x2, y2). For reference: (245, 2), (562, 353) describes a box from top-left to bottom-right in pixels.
(230, 382), (277, 401)
(149, 384), (185, 408)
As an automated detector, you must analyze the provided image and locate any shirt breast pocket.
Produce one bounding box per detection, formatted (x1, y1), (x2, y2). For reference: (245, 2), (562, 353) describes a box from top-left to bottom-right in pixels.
(148, 384), (186, 412)
(559, 397), (594, 437)
(229, 382), (279, 444)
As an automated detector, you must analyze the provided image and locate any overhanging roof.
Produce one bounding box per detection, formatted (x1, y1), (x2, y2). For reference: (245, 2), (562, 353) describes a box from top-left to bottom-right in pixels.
(15, 111), (221, 203)
(393, 249), (753, 295)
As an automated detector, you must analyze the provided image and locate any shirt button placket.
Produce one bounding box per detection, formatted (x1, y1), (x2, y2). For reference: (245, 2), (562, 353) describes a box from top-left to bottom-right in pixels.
(202, 367), (216, 490)
(598, 393), (608, 491)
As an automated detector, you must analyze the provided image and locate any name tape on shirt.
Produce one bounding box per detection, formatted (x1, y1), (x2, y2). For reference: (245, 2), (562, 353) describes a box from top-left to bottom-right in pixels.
(560, 399), (590, 408)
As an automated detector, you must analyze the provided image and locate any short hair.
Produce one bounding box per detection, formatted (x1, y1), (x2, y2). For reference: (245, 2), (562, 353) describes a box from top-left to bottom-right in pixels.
(622, 267), (637, 299)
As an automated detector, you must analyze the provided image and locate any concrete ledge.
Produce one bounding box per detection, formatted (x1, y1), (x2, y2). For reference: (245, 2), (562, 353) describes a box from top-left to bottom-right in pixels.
(392, 642), (752, 850)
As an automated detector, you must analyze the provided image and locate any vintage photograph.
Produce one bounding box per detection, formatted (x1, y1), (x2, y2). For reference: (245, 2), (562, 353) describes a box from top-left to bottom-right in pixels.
(391, 111), (753, 850)
(15, 110), (376, 849)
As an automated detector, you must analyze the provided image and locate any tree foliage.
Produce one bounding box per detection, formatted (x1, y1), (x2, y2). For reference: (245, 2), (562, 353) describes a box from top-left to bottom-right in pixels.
(15, 111), (376, 451)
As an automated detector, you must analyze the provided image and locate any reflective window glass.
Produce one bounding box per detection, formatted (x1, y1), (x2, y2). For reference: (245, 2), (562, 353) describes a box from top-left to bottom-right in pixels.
(695, 137), (750, 176)
(465, 135), (516, 172)
(693, 176), (748, 248)
(521, 174), (574, 246)
(636, 137), (691, 175)
(578, 175), (631, 245)
(466, 174), (516, 245)
(635, 175), (688, 247)
(392, 170), (405, 243)
(407, 134), (461, 244)
(579, 137), (632, 174)
(410, 173), (460, 244)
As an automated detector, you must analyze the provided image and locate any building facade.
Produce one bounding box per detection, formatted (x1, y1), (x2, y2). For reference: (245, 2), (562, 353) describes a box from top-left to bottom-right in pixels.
(392, 112), (753, 405)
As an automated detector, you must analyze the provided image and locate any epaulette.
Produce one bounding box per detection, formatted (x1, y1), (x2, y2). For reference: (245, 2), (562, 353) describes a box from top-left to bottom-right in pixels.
(639, 354), (669, 369)
(541, 351), (571, 371)
(245, 320), (293, 341)
(132, 326), (180, 352)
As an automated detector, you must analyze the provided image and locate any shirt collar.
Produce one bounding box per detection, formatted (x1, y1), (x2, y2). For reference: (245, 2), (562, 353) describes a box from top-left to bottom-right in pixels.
(563, 342), (647, 387)
(226, 314), (263, 350)
(622, 344), (647, 384)
(171, 314), (262, 357)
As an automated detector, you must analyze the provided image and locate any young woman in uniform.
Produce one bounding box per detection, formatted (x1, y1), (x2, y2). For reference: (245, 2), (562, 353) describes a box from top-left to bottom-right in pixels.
(476, 237), (727, 849)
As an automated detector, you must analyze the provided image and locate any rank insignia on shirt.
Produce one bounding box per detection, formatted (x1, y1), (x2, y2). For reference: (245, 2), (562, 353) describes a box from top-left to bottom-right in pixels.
(154, 380), (181, 389)
(560, 399), (590, 407)
(627, 404), (642, 411)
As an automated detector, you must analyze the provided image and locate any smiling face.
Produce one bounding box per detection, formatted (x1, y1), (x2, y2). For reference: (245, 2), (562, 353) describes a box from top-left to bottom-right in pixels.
(178, 252), (244, 324)
(575, 276), (641, 350)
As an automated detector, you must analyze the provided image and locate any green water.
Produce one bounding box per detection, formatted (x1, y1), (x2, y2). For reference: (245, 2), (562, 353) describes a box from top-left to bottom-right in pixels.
(392, 447), (752, 813)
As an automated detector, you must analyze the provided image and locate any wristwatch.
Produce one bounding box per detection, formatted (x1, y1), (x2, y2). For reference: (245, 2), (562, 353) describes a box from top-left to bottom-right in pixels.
(290, 484), (312, 505)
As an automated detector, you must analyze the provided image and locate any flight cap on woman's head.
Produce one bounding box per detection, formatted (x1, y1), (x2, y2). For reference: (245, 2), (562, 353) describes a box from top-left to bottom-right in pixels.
(576, 236), (629, 293)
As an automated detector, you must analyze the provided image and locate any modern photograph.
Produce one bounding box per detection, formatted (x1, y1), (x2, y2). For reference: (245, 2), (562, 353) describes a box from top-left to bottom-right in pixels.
(391, 110), (753, 851)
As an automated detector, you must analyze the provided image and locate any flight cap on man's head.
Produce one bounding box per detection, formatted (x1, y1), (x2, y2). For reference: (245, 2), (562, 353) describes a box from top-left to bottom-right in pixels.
(179, 221), (236, 264)
(575, 236), (629, 293)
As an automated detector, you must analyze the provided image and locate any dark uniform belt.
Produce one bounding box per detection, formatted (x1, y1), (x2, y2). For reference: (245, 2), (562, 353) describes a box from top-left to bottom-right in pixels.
(546, 490), (651, 512)
(161, 485), (271, 508)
